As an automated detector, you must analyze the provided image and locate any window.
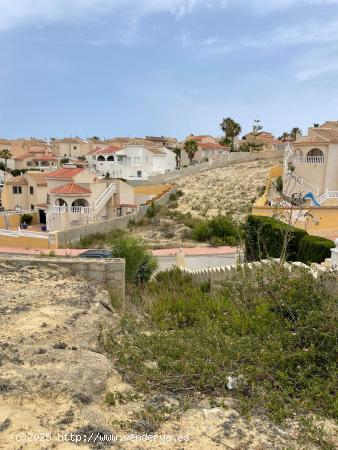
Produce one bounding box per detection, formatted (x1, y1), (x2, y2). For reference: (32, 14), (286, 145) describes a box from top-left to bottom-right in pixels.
(73, 146), (77, 150)
(31, 205), (34, 210)
(137, 171), (142, 177)
(13, 186), (22, 194)
(47, 194), (50, 204)
(30, 186), (34, 195)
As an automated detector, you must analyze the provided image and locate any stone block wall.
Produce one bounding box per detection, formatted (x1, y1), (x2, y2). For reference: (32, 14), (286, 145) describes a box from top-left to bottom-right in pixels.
(0, 255), (125, 301)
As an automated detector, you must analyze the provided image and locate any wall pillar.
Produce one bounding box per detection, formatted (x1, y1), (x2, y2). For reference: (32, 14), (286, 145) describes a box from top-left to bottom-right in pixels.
(331, 238), (338, 267)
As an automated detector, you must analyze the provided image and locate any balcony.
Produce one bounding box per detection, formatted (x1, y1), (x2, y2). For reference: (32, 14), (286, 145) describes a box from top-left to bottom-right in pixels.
(50, 206), (95, 214)
(291, 156), (325, 164)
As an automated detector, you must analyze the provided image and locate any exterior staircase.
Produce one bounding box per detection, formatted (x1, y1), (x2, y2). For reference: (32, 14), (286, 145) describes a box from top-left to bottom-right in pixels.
(94, 183), (117, 213)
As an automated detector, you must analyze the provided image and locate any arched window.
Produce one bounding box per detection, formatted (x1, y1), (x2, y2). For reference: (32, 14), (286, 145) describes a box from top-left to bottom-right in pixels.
(293, 149), (303, 157)
(72, 199), (89, 207)
(306, 148), (324, 162)
(107, 155), (114, 161)
(97, 155), (105, 161)
(55, 198), (67, 207)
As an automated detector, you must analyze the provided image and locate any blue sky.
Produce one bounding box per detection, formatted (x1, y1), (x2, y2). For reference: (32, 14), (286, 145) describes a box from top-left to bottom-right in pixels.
(1, 0), (338, 140)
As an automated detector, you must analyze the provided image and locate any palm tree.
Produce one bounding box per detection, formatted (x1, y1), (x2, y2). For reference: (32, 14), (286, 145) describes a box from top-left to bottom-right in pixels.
(290, 127), (302, 141)
(184, 140), (198, 164)
(0, 149), (12, 172)
(173, 147), (181, 169)
(220, 117), (242, 152)
(279, 132), (290, 142)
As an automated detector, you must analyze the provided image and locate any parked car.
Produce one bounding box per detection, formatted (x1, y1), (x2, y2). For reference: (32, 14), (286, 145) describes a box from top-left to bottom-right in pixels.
(78, 249), (112, 258)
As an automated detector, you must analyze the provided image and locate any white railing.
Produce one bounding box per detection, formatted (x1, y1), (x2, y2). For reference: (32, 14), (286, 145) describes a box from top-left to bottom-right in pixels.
(51, 206), (95, 214)
(70, 206), (95, 214)
(285, 171), (319, 196)
(0, 229), (50, 239)
(52, 206), (67, 213)
(317, 191), (338, 204)
(95, 183), (116, 211)
(290, 156), (325, 164)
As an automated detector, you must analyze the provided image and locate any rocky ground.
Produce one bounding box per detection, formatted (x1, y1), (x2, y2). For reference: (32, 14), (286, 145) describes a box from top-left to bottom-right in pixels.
(0, 264), (335, 449)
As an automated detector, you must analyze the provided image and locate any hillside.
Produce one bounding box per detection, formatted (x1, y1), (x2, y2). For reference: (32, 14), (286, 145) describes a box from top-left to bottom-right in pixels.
(128, 158), (281, 248)
(175, 158), (281, 221)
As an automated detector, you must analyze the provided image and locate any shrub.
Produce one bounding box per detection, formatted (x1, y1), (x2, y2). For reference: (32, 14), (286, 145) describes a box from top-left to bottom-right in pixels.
(274, 176), (283, 193)
(245, 215), (307, 261)
(191, 221), (211, 242)
(102, 265), (338, 429)
(191, 216), (242, 246)
(111, 237), (158, 284)
(146, 202), (159, 219)
(298, 235), (334, 264)
(20, 213), (33, 225)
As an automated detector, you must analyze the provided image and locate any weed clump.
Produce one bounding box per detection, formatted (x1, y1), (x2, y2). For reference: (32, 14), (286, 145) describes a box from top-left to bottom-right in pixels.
(102, 266), (337, 429)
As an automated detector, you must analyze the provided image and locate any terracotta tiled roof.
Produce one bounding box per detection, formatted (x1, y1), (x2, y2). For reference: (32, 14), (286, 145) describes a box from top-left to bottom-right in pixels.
(47, 168), (84, 179)
(199, 143), (227, 149)
(27, 172), (48, 186)
(13, 153), (31, 160)
(33, 154), (57, 161)
(50, 183), (91, 195)
(5, 175), (28, 185)
(91, 146), (121, 156)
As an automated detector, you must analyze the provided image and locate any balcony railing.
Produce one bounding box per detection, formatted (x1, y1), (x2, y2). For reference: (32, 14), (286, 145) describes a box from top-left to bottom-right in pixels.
(291, 156), (325, 164)
(50, 206), (95, 214)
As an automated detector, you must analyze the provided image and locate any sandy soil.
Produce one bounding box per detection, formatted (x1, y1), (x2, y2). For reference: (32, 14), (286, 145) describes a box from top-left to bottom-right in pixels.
(175, 158), (281, 221)
(130, 159), (281, 248)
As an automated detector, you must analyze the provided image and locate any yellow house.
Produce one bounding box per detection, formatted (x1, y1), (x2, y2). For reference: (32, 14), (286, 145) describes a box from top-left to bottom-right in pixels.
(50, 138), (96, 158)
(253, 121), (338, 238)
(1, 172), (49, 220)
(283, 121), (338, 200)
(12, 152), (58, 172)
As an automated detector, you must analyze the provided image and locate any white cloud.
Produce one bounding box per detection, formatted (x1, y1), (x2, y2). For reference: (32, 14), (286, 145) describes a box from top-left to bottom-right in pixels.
(1, 0), (338, 32)
(0, 0), (224, 31)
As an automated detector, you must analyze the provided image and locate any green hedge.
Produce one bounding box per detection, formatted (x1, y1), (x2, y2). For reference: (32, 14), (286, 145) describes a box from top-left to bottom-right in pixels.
(245, 215), (307, 261)
(245, 215), (333, 264)
(297, 235), (334, 264)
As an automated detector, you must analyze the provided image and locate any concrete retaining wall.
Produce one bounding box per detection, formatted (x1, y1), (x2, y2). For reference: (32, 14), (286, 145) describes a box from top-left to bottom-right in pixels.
(129, 151), (283, 186)
(0, 255), (125, 300)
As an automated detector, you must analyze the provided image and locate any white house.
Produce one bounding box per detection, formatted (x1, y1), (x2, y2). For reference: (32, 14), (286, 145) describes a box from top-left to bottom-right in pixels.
(89, 144), (176, 180)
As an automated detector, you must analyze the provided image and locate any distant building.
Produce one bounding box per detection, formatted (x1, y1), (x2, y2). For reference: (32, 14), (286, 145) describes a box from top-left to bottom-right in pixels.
(88, 143), (176, 180)
(284, 121), (338, 200)
(45, 167), (136, 231)
(1, 172), (49, 217)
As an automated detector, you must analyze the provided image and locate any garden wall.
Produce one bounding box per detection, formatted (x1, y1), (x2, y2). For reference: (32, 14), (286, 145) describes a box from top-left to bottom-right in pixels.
(181, 259), (338, 293)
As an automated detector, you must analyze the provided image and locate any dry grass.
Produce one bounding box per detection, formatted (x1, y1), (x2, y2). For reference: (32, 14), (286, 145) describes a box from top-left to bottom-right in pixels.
(175, 158), (282, 221)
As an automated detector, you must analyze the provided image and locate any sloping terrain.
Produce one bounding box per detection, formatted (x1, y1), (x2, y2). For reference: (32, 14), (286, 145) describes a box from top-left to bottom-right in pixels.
(175, 158), (281, 220)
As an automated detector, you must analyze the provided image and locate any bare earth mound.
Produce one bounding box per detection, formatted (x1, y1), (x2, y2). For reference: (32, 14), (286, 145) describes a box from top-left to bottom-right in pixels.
(175, 158), (281, 220)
